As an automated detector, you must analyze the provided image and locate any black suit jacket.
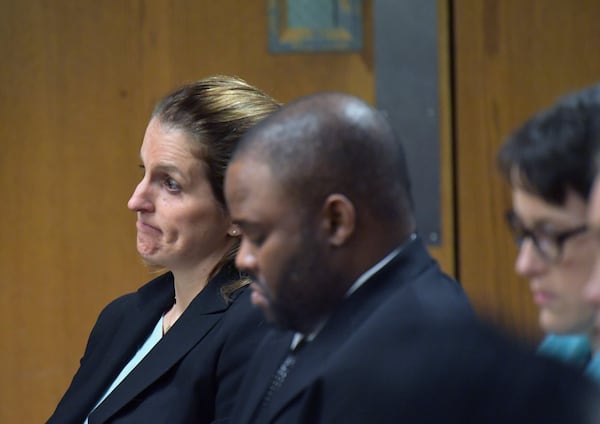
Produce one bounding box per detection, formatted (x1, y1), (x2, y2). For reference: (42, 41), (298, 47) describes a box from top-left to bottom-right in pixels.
(231, 236), (473, 424)
(308, 310), (600, 424)
(47, 268), (267, 424)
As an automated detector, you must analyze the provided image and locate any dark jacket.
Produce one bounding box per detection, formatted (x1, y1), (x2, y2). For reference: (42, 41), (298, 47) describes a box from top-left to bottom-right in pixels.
(47, 268), (267, 424)
(231, 236), (473, 424)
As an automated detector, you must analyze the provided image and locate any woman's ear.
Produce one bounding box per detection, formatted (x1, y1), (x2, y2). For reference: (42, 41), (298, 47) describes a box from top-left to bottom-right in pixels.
(320, 194), (355, 247)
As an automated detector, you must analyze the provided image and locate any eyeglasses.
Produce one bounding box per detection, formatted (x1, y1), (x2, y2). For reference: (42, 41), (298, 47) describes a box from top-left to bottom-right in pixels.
(504, 210), (588, 263)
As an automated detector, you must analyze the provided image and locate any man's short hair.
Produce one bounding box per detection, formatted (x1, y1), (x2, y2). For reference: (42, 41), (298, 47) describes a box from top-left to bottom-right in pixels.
(234, 92), (414, 223)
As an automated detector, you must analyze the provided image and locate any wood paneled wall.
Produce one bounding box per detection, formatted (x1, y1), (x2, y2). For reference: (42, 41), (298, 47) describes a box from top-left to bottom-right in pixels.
(8, 0), (600, 420)
(0, 1), (382, 421)
(0, 0), (500, 421)
(454, 0), (600, 341)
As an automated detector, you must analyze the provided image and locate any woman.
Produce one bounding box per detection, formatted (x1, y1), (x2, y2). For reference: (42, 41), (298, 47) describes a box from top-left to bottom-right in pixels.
(47, 76), (281, 423)
(497, 84), (600, 383)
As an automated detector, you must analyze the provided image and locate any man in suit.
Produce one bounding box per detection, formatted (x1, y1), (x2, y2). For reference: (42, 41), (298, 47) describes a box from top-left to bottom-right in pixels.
(224, 92), (473, 423)
(305, 292), (600, 423)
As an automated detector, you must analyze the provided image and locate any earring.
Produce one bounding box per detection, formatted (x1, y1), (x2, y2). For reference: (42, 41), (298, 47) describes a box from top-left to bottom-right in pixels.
(230, 229), (238, 236)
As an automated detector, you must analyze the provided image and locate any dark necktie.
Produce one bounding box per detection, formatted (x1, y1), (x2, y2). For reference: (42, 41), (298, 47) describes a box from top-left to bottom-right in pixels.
(255, 340), (305, 421)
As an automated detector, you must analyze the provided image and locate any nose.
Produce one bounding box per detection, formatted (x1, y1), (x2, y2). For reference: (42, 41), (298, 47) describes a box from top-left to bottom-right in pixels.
(514, 238), (546, 278)
(585, 259), (600, 307)
(235, 239), (258, 275)
(127, 179), (154, 212)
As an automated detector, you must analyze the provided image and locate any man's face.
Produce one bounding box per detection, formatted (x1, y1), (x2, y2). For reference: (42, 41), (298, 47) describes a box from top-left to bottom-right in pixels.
(585, 176), (600, 331)
(225, 157), (339, 333)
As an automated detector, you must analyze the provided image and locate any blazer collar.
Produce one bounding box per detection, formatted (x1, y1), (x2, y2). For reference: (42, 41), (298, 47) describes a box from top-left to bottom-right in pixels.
(254, 236), (435, 423)
(233, 329), (295, 423)
(89, 268), (239, 423)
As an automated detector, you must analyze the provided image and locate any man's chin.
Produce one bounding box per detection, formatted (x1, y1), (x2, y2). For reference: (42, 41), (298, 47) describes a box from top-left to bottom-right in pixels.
(252, 302), (300, 332)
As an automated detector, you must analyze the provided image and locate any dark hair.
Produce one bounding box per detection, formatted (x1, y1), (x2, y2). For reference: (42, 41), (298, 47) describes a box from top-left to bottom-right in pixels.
(234, 92), (414, 230)
(497, 84), (600, 205)
(152, 75), (281, 289)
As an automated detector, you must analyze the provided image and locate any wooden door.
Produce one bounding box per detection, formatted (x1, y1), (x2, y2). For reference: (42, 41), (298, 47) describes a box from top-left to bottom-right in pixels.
(454, 0), (600, 341)
(0, 1), (461, 421)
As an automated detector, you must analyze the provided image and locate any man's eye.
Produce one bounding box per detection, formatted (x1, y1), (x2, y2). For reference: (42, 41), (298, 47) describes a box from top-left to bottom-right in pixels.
(246, 234), (265, 247)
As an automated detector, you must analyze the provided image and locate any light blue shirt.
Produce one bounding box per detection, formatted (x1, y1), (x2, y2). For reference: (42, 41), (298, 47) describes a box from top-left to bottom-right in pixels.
(538, 334), (600, 384)
(83, 316), (164, 423)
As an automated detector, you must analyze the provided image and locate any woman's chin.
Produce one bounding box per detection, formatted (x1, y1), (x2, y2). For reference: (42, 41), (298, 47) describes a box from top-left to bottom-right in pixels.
(138, 250), (165, 269)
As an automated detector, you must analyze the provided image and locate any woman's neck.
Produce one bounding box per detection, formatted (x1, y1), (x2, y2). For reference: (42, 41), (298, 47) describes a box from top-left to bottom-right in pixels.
(162, 241), (234, 332)
(171, 265), (214, 312)
(162, 264), (214, 335)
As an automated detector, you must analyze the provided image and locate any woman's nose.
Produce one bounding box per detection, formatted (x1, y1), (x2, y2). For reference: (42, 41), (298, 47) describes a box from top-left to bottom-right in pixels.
(127, 179), (154, 212)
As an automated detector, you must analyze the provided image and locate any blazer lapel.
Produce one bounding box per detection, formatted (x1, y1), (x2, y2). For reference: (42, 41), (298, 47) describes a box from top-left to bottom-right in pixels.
(77, 273), (174, 420)
(89, 271), (233, 423)
(262, 312), (363, 423)
(262, 237), (436, 423)
(235, 330), (294, 423)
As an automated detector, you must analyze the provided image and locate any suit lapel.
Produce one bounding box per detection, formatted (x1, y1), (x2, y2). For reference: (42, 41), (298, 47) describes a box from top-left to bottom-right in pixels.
(235, 330), (294, 423)
(89, 270), (234, 423)
(77, 273), (174, 420)
(262, 237), (436, 423)
(261, 308), (367, 423)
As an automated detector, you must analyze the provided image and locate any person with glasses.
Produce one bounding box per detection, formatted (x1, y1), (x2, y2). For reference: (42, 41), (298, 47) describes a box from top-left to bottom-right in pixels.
(497, 84), (600, 383)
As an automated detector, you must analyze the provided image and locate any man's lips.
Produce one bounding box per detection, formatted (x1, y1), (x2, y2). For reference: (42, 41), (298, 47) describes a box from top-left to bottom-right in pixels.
(250, 282), (269, 308)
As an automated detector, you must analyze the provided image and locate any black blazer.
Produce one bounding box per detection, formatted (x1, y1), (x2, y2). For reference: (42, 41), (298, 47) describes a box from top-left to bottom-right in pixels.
(231, 236), (473, 424)
(310, 310), (600, 424)
(47, 268), (267, 424)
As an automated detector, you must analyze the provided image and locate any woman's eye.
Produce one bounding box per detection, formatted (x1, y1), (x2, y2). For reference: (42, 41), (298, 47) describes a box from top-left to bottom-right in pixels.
(164, 177), (181, 192)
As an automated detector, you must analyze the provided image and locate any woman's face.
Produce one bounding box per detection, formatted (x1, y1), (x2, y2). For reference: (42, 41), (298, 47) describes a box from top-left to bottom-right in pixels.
(511, 188), (597, 335)
(127, 118), (233, 271)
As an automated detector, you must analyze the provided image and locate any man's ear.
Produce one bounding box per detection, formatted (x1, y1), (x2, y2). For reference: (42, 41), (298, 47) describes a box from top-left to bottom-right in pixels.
(320, 194), (355, 247)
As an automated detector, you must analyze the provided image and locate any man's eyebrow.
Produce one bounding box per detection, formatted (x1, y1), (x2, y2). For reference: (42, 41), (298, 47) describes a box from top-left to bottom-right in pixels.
(233, 220), (262, 231)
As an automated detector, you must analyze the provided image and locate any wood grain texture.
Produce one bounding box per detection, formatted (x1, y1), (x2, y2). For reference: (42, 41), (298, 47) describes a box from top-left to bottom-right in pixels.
(0, 1), (377, 421)
(0, 1), (458, 421)
(453, 0), (600, 341)
(428, 0), (455, 276)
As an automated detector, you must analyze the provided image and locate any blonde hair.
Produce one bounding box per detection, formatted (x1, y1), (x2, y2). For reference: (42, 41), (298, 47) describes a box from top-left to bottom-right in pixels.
(152, 75), (281, 297)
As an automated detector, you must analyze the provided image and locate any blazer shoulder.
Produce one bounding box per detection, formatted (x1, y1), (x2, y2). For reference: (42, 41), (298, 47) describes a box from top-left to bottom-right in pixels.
(93, 291), (138, 330)
(211, 285), (270, 422)
(95, 272), (174, 327)
(219, 285), (266, 335)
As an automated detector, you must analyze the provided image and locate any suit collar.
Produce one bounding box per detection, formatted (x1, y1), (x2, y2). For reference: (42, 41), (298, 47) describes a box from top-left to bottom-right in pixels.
(251, 236), (435, 423)
(232, 329), (294, 423)
(89, 268), (238, 423)
(71, 273), (173, 422)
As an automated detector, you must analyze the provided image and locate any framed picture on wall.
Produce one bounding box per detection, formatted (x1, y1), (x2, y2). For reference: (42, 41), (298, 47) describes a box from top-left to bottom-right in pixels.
(268, 0), (363, 52)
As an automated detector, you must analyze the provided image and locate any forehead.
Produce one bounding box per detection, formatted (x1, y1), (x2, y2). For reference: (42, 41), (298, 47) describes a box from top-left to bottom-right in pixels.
(141, 119), (200, 163)
(512, 187), (587, 224)
(588, 177), (600, 228)
(225, 158), (289, 220)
